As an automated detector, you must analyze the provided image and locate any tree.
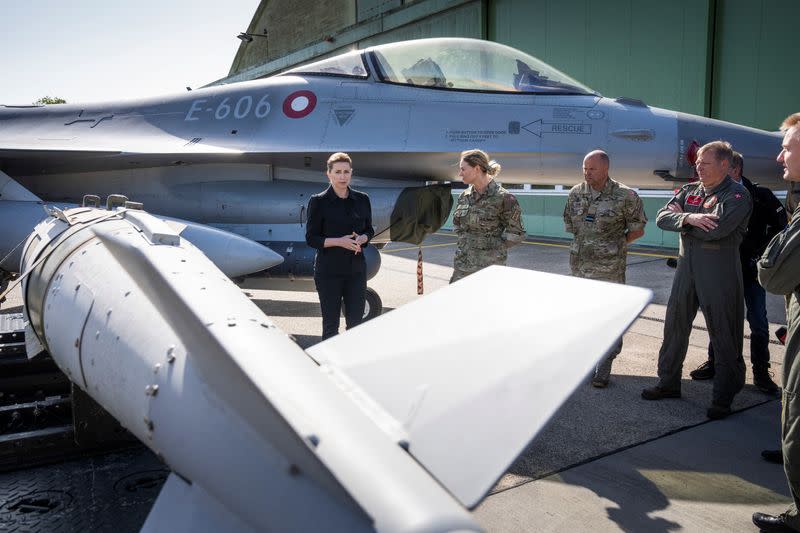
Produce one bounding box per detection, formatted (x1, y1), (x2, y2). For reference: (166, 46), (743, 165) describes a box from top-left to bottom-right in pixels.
(34, 96), (66, 105)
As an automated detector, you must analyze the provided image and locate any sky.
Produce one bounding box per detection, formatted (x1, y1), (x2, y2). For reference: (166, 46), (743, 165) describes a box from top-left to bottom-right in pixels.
(0, 0), (262, 105)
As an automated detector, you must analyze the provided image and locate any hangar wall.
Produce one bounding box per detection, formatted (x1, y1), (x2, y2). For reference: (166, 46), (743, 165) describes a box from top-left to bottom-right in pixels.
(712, 0), (799, 131)
(490, 0), (711, 118)
(221, 0), (799, 131)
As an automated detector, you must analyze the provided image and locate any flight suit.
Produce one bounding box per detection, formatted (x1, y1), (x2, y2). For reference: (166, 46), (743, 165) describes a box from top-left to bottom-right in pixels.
(563, 178), (647, 379)
(758, 215), (800, 528)
(655, 176), (752, 407)
(450, 180), (525, 283)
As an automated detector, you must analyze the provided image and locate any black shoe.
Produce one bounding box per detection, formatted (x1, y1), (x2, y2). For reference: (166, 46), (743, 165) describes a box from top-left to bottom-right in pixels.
(591, 377), (609, 388)
(776, 326), (788, 346)
(754, 369), (781, 395)
(689, 360), (715, 380)
(707, 404), (731, 420)
(762, 449), (784, 464)
(752, 511), (799, 532)
(641, 386), (681, 400)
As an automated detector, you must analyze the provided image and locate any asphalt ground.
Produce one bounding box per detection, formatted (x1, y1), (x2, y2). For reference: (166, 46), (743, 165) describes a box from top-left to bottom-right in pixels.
(1, 232), (791, 531)
(246, 232), (790, 531)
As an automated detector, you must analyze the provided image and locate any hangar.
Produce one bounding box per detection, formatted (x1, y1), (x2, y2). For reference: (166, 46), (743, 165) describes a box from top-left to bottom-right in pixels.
(213, 0), (799, 132)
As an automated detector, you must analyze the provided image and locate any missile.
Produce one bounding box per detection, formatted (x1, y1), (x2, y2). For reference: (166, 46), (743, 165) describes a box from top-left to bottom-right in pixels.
(0, 199), (282, 278)
(19, 204), (650, 531)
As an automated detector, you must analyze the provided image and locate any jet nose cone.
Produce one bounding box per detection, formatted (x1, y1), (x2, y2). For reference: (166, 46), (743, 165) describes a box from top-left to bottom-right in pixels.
(675, 112), (783, 185)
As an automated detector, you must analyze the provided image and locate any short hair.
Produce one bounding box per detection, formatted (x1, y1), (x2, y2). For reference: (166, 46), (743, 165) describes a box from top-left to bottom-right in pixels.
(461, 149), (501, 176)
(781, 114), (800, 144)
(731, 151), (743, 173)
(584, 149), (610, 166)
(326, 152), (352, 171)
(781, 113), (800, 131)
(697, 141), (733, 165)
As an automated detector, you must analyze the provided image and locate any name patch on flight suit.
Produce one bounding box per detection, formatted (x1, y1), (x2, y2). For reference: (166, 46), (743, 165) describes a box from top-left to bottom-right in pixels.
(686, 195), (703, 206)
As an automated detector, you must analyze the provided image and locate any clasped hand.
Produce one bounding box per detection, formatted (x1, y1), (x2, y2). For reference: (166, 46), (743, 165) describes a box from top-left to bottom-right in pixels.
(667, 203), (718, 232)
(339, 232), (368, 253)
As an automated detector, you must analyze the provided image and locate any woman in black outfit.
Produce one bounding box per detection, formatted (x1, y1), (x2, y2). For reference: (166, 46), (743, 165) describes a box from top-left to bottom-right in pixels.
(305, 152), (374, 340)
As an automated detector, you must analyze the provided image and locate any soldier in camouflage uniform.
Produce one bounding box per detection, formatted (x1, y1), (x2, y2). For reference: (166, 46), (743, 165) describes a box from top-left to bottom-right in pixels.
(450, 149), (525, 283)
(564, 150), (647, 387)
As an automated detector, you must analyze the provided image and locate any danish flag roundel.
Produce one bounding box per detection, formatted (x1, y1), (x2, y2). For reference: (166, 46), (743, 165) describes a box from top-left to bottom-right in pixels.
(283, 91), (317, 118)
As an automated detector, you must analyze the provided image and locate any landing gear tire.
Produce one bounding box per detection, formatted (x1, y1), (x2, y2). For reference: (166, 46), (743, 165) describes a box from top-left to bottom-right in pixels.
(363, 287), (382, 321)
(341, 287), (383, 321)
(0, 270), (12, 304)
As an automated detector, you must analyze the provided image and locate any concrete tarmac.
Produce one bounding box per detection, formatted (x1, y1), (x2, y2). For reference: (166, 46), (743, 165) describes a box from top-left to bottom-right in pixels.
(246, 232), (790, 532)
(1, 232), (790, 531)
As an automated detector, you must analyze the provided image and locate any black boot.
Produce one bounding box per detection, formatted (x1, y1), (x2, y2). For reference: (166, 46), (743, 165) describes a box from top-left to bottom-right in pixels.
(753, 366), (781, 395)
(689, 360), (715, 380)
(762, 449), (784, 464)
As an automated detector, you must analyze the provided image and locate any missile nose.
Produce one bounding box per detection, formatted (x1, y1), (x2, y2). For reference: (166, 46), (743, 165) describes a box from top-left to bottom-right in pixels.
(169, 219), (283, 277)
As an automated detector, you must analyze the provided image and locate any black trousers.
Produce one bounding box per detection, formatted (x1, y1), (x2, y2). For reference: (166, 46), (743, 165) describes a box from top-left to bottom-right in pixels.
(315, 271), (366, 340)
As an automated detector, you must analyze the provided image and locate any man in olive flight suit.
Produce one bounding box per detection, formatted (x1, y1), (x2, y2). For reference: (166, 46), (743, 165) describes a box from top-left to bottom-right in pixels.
(564, 150), (647, 387)
(641, 141), (752, 420)
(688, 151), (787, 394)
(753, 113), (800, 533)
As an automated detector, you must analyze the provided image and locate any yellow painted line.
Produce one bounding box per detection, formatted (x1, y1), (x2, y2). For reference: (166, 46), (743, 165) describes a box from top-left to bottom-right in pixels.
(521, 240), (569, 249)
(383, 242), (456, 253)
(627, 250), (678, 259)
(433, 232), (676, 259)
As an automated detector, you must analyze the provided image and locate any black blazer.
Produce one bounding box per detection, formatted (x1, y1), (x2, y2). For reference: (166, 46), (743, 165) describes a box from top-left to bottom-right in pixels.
(305, 186), (374, 277)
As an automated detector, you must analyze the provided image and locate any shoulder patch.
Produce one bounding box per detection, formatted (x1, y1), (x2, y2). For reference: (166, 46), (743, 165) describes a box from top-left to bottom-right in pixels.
(503, 194), (518, 209)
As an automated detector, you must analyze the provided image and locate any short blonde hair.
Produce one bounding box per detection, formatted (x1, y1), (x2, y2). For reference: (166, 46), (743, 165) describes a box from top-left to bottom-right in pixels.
(781, 113), (800, 131)
(460, 149), (501, 176)
(326, 152), (352, 171)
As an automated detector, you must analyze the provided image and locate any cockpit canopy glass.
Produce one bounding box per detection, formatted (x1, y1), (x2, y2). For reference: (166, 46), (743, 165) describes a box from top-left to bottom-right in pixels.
(370, 38), (596, 95)
(283, 49), (368, 78)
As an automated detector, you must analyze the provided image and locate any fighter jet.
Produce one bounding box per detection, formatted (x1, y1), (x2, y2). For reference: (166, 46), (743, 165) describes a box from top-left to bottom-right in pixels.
(0, 37), (783, 311)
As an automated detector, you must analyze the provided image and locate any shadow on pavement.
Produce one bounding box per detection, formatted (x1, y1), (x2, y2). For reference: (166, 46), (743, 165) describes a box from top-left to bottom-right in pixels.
(502, 374), (778, 490)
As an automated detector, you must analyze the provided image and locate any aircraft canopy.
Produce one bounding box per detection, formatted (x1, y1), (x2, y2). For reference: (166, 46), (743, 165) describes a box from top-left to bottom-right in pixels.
(286, 38), (596, 95)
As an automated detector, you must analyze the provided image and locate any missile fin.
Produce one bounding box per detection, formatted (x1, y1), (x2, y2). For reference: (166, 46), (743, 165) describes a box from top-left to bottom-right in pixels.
(0, 169), (41, 202)
(142, 474), (257, 533)
(307, 266), (651, 508)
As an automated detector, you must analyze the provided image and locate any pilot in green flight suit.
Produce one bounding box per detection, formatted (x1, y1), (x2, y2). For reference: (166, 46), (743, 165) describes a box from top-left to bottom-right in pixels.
(641, 141), (752, 420)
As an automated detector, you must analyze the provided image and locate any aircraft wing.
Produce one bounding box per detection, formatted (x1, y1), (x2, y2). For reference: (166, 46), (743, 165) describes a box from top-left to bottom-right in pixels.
(308, 266), (652, 508)
(0, 138), (243, 157)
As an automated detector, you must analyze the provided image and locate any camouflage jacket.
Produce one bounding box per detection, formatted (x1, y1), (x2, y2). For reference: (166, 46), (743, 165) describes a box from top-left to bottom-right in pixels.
(563, 178), (647, 283)
(451, 180), (525, 282)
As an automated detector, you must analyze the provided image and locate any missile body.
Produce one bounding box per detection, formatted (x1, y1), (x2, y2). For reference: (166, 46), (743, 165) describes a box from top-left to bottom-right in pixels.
(19, 203), (652, 531)
(20, 205), (478, 532)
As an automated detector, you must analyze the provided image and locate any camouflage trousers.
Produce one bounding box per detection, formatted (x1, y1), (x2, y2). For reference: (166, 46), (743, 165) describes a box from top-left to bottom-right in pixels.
(450, 243), (507, 284)
(569, 253), (626, 284)
(572, 270), (626, 380)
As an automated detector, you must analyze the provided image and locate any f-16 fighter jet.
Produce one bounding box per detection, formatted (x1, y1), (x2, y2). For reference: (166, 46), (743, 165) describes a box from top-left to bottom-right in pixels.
(0, 38), (783, 312)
